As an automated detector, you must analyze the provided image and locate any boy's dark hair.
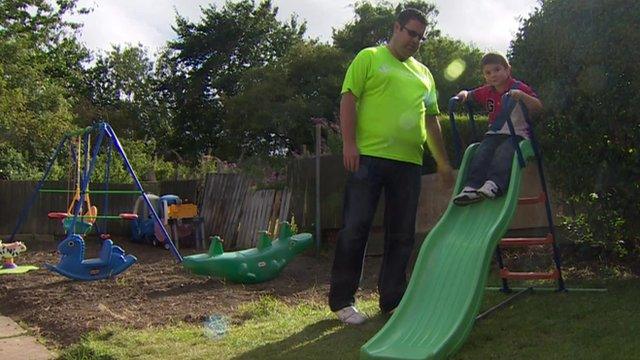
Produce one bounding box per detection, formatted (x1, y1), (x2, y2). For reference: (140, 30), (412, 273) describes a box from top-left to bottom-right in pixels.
(481, 52), (510, 69)
(397, 8), (427, 27)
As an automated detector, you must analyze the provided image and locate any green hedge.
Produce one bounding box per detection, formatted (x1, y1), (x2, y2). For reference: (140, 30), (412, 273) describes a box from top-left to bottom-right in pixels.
(510, 0), (640, 258)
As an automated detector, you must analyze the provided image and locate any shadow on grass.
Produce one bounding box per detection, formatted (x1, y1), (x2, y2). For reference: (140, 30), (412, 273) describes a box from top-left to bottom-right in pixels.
(233, 314), (390, 360)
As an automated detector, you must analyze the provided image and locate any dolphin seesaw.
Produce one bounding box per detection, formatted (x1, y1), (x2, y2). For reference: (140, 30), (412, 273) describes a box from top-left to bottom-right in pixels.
(182, 222), (312, 284)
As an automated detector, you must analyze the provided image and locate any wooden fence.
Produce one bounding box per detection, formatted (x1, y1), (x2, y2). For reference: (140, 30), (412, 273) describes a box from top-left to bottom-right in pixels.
(197, 174), (292, 249)
(0, 158), (560, 255)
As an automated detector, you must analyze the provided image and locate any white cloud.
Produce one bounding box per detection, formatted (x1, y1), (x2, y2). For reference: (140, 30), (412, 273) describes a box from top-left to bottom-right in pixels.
(74, 0), (209, 54)
(72, 0), (539, 56)
(272, 0), (355, 42)
(434, 0), (539, 53)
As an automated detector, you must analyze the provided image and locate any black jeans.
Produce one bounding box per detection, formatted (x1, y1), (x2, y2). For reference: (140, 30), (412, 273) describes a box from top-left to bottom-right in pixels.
(329, 155), (421, 312)
(465, 134), (523, 193)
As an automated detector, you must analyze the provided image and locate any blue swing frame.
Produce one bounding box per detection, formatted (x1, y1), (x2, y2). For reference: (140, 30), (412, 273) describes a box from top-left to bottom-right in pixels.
(8, 122), (183, 281)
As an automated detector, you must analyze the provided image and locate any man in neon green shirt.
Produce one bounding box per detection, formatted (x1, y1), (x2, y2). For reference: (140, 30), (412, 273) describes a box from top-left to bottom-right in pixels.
(330, 8), (453, 325)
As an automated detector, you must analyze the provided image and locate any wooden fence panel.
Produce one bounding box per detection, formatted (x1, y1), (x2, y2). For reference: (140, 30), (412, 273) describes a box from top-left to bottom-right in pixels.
(236, 189), (273, 249)
(0, 181), (68, 237)
(197, 174), (250, 248)
(278, 189), (292, 223)
(288, 155), (373, 232)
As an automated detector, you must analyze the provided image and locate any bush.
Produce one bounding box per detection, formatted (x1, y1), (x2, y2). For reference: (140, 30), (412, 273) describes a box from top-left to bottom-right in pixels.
(510, 0), (640, 258)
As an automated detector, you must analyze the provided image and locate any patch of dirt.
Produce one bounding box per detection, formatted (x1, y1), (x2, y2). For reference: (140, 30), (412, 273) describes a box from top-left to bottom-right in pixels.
(0, 236), (381, 348)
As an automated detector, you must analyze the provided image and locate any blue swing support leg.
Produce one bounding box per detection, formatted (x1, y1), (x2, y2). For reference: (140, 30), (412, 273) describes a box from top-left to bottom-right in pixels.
(104, 124), (183, 263)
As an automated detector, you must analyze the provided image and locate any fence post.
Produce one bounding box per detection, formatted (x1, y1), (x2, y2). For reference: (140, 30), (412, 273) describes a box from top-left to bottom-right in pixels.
(312, 118), (325, 257)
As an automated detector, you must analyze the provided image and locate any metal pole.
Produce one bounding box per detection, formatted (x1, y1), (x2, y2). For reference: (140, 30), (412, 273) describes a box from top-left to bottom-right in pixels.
(485, 286), (607, 292)
(315, 121), (322, 256)
(476, 287), (532, 321)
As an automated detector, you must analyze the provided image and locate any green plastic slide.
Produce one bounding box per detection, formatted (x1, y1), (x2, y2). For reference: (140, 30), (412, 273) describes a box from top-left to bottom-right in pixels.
(361, 140), (535, 360)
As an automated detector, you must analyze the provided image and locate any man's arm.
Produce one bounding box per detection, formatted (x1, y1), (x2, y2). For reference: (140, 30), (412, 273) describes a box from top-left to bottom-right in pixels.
(340, 92), (360, 172)
(425, 115), (454, 185)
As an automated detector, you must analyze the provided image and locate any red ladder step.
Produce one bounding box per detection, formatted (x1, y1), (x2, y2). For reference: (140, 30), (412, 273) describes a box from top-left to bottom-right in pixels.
(500, 268), (560, 280)
(500, 233), (554, 247)
(518, 192), (546, 205)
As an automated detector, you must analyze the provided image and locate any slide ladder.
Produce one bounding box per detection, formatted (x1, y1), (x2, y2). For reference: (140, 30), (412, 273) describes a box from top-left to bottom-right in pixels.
(494, 138), (565, 292)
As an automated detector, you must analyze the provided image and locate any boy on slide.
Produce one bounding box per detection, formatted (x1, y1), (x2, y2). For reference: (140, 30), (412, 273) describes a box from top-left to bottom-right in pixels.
(452, 53), (543, 206)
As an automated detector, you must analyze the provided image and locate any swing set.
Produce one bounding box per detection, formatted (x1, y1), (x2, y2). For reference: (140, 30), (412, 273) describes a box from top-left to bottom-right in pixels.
(7, 122), (183, 281)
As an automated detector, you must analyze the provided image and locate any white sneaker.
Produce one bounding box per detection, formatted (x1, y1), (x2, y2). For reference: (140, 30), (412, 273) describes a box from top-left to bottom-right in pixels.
(477, 180), (499, 199)
(335, 306), (366, 325)
(453, 186), (482, 206)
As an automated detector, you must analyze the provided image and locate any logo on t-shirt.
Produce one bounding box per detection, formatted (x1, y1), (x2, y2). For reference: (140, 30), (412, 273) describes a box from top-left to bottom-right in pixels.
(486, 99), (495, 113)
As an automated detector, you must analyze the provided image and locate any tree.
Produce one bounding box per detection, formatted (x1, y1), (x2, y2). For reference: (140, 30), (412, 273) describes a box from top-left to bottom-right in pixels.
(160, 0), (306, 162)
(0, 0), (89, 94)
(510, 0), (640, 257)
(332, 1), (439, 55)
(419, 36), (483, 110)
(82, 44), (170, 143)
(224, 41), (349, 160)
(0, 0), (89, 175)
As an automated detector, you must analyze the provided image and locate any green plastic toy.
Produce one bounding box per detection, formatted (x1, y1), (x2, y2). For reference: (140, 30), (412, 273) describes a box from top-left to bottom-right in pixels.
(182, 222), (312, 283)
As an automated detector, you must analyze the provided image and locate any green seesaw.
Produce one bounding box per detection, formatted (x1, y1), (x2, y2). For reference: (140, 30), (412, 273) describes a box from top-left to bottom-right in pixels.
(182, 222), (312, 284)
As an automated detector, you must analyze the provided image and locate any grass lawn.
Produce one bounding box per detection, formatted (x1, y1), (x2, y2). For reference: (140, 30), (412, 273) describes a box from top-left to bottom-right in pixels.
(59, 276), (640, 360)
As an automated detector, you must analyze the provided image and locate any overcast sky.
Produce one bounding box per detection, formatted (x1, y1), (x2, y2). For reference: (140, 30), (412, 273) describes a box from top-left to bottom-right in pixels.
(73, 0), (540, 57)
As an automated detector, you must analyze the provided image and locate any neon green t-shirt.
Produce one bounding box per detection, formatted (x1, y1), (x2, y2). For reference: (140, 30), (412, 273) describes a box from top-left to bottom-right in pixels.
(341, 45), (439, 165)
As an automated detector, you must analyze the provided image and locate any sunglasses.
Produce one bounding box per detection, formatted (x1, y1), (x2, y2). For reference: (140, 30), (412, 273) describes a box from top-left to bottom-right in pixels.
(401, 26), (427, 42)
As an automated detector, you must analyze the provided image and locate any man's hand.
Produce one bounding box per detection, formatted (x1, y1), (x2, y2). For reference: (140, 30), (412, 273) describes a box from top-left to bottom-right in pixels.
(343, 142), (360, 172)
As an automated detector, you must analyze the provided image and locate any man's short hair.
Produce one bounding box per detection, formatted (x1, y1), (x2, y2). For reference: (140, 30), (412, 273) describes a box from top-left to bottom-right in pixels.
(481, 52), (510, 69)
(397, 8), (427, 27)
